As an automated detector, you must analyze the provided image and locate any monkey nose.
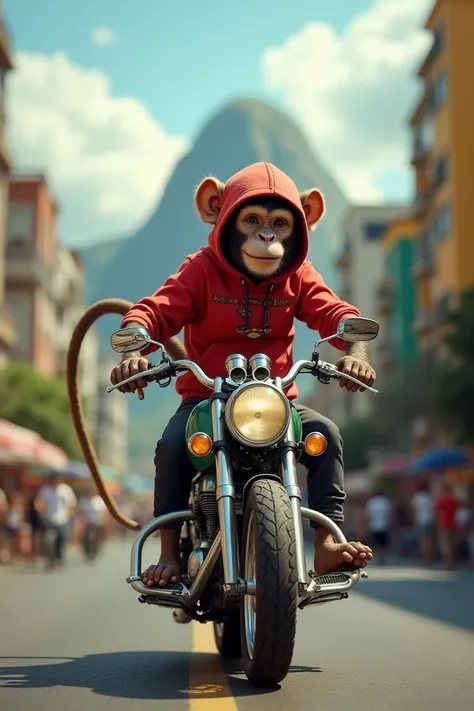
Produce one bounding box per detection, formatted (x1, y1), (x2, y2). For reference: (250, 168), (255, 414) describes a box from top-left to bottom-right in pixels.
(258, 231), (275, 244)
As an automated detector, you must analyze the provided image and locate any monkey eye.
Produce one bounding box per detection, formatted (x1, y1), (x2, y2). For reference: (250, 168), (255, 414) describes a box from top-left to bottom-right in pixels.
(246, 215), (259, 225)
(274, 218), (287, 228)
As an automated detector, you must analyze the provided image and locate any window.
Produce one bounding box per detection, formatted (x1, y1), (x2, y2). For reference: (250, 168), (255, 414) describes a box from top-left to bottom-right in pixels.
(426, 70), (448, 113)
(414, 116), (435, 155)
(433, 204), (451, 244)
(364, 222), (388, 241)
(431, 154), (449, 190)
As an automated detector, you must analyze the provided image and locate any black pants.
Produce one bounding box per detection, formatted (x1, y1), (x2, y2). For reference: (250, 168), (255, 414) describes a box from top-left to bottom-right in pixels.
(153, 398), (345, 530)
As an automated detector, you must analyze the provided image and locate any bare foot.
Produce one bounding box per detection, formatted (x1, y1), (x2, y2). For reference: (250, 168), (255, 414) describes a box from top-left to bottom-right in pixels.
(141, 556), (182, 587)
(314, 528), (373, 576)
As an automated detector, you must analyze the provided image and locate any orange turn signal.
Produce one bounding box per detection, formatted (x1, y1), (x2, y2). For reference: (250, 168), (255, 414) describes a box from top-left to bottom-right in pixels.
(304, 432), (327, 456)
(188, 432), (213, 457)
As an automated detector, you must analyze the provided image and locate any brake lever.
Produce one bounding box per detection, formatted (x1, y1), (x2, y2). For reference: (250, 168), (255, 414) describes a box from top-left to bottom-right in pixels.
(317, 360), (378, 395)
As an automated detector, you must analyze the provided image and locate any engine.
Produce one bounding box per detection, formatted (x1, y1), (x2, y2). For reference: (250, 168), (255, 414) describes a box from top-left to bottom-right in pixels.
(188, 474), (219, 579)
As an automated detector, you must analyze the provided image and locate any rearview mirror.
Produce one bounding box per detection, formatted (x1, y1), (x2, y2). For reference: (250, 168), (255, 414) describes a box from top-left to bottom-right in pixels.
(110, 326), (151, 354)
(337, 317), (379, 343)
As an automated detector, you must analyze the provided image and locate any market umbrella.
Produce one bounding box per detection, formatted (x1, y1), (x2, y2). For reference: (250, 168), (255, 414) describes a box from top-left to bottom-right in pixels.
(410, 447), (470, 472)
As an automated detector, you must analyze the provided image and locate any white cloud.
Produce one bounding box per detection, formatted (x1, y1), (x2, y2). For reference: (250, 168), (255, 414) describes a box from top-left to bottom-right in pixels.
(6, 52), (189, 246)
(261, 0), (433, 202)
(91, 26), (116, 48)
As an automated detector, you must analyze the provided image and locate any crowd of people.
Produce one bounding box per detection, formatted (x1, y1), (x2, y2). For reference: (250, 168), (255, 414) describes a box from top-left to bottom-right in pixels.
(0, 472), (110, 567)
(364, 482), (474, 569)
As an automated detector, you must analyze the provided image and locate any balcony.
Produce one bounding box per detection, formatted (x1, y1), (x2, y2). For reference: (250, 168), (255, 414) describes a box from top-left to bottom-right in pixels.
(412, 244), (435, 280)
(376, 278), (395, 316)
(412, 309), (437, 336)
(5, 240), (52, 292)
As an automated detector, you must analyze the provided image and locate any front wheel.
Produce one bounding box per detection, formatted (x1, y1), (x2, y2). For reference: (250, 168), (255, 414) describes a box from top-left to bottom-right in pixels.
(240, 479), (298, 686)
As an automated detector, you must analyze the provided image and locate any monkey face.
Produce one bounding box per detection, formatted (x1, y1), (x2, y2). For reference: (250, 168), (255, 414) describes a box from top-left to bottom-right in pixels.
(236, 200), (296, 278)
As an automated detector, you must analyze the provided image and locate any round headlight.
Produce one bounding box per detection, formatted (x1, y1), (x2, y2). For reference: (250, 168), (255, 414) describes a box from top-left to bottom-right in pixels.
(225, 382), (290, 447)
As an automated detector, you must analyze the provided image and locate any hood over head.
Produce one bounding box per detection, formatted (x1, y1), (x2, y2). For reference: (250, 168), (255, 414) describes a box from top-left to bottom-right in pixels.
(208, 162), (309, 282)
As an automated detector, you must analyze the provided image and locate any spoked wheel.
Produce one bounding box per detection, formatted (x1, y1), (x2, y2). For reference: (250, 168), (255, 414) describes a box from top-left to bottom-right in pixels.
(213, 610), (242, 658)
(240, 479), (298, 686)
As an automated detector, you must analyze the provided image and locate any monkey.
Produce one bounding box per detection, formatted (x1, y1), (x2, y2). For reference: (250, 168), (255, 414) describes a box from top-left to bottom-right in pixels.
(220, 195), (304, 283)
(107, 162), (376, 588)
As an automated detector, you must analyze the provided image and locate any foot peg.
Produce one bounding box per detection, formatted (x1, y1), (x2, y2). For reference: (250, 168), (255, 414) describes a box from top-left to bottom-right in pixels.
(299, 569), (366, 609)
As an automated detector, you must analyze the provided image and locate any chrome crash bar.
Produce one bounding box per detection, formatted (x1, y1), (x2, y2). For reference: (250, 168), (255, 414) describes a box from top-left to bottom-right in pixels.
(127, 507), (366, 610)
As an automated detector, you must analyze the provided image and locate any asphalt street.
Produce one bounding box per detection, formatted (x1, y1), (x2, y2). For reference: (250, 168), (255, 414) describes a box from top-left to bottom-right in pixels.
(1, 536), (473, 711)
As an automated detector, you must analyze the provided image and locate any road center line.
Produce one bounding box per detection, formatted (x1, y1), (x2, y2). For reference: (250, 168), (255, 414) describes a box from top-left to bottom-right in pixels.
(189, 621), (239, 711)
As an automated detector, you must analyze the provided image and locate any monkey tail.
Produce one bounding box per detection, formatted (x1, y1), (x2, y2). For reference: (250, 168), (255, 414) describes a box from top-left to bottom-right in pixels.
(66, 298), (186, 531)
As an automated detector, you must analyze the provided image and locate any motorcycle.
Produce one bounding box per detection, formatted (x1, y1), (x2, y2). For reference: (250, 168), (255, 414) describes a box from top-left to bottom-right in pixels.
(107, 316), (379, 686)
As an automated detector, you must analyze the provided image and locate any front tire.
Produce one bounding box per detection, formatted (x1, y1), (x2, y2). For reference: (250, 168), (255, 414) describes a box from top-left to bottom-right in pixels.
(241, 479), (298, 686)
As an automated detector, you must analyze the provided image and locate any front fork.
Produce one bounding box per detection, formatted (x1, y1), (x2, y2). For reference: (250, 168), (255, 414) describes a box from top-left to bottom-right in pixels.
(212, 378), (334, 595)
(211, 379), (240, 592)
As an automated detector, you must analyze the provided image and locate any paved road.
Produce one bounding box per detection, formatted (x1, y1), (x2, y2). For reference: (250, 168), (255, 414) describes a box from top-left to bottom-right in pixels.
(1, 537), (473, 711)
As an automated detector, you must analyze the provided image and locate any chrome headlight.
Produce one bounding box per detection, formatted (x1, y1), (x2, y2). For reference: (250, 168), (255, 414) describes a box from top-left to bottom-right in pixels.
(225, 382), (290, 447)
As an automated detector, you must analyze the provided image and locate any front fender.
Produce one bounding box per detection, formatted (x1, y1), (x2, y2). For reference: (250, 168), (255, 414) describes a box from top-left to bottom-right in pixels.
(242, 474), (283, 506)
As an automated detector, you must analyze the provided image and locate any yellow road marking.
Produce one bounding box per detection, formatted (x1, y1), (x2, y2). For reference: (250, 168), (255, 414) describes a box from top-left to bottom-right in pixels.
(189, 621), (239, 711)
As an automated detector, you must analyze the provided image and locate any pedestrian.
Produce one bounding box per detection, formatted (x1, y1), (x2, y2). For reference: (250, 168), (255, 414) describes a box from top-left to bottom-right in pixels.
(3, 491), (25, 561)
(35, 472), (77, 567)
(26, 492), (43, 562)
(365, 486), (392, 564)
(78, 486), (107, 560)
(435, 483), (459, 570)
(412, 482), (436, 564)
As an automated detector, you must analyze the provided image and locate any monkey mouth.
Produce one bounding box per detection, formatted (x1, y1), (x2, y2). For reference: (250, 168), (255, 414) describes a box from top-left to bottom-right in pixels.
(243, 251), (281, 262)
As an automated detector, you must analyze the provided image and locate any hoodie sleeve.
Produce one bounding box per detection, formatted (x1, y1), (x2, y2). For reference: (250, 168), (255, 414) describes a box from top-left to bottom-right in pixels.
(120, 256), (202, 355)
(295, 261), (361, 352)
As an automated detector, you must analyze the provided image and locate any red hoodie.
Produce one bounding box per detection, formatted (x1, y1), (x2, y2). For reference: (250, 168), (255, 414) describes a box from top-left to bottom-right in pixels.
(121, 162), (360, 401)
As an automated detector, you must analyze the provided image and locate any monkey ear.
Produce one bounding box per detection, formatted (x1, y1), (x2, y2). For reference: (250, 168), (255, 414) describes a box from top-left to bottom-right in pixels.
(195, 177), (225, 224)
(300, 189), (325, 231)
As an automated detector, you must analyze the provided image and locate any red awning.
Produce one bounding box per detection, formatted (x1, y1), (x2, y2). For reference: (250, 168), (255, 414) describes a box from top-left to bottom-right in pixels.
(0, 418), (68, 469)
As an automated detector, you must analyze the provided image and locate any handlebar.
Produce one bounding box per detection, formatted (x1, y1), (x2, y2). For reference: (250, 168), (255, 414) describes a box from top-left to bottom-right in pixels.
(107, 355), (378, 396)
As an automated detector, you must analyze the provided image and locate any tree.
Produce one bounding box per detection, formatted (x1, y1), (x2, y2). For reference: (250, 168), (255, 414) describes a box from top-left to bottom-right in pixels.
(434, 288), (474, 445)
(0, 362), (83, 460)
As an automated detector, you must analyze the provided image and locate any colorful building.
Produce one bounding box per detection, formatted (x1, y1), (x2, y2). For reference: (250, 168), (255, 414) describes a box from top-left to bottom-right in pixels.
(5, 174), (59, 376)
(376, 219), (418, 386)
(410, 0), (474, 355)
(0, 11), (16, 366)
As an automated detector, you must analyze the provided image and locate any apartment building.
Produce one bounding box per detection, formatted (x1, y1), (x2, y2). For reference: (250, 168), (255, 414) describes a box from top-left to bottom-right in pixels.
(410, 0), (474, 353)
(327, 205), (407, 425)
(5, 174), (58, 376)
(53, 245), (100, 423)
(376, 219), (418, 387)
(94, 356), (128, 475)
(0, 11), (16, 366)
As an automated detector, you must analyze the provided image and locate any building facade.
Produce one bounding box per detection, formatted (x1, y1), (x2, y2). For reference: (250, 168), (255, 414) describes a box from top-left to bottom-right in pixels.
(328, 204), (408, 425)
(376, 219), (418, 387)
(5, 174), (59, 376)
(0, 11), (16, 366)
(53, 245), (100, 423)
(410, 0), (474, 354)
(94, 356), (128, 475)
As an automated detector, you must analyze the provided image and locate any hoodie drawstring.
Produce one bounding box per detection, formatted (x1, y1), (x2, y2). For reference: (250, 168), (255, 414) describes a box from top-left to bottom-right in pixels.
(238, 279), (274, 338)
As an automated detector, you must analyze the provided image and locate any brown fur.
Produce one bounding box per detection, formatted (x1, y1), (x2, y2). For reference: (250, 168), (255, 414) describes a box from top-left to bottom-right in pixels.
(195, 176), (325, 281)
(66, 299), (186, 531)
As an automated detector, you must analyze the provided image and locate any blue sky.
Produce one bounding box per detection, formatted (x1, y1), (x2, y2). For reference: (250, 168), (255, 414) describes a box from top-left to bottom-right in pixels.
(5, 0), (432, 246)
(6, 0), (374, 139)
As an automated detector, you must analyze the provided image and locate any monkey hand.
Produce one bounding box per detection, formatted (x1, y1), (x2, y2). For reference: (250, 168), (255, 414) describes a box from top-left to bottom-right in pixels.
(335, 356), (376, 393)
(110, 356), (152, 400)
